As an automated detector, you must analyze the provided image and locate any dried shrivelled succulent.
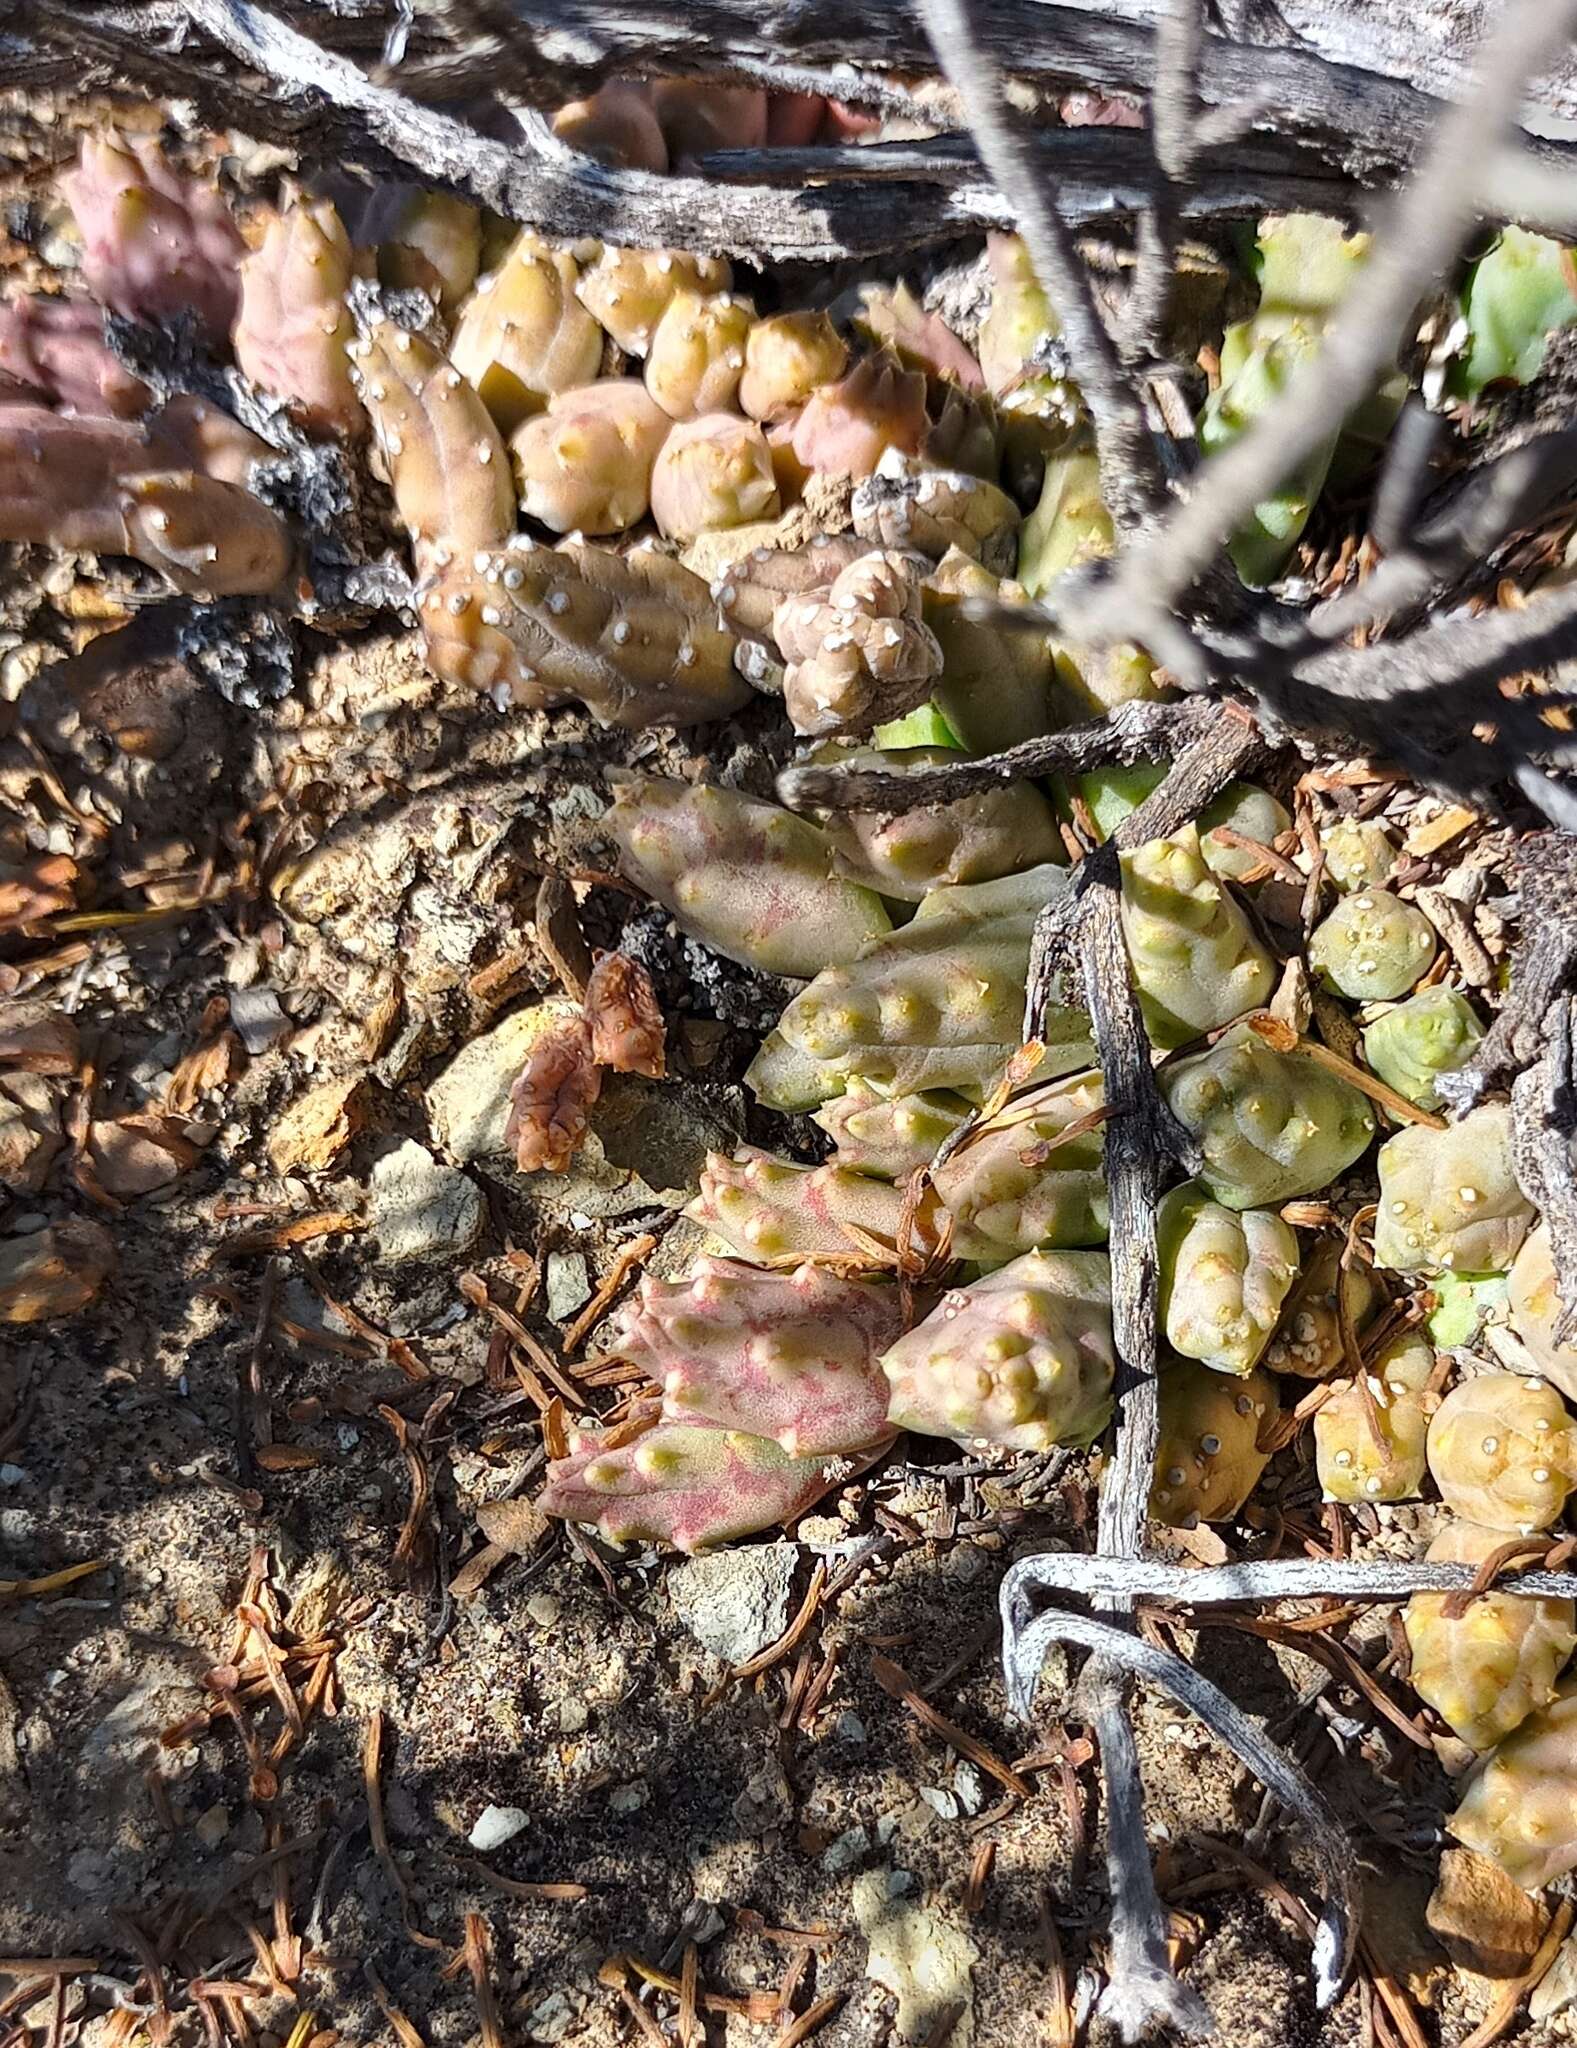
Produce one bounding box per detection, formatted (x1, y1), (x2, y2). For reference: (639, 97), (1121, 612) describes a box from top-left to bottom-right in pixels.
(576, 245), (732, 356)
(607, 774), (890, 977)
(1406, 1519), (1577, 1751)
(814, 1080), (969, 1181)
(880, 1249), (1115, 1451)
(644, 289), (756, 419)
(1427, 1373), (1577, 1532)
(1372, 1104), (1534, 1276)
(688, 1147), (947, 1268)
(1314, 1328), (1433, 1503)
(1448, 1681), (1577, 1889)
(1150, 1360), (1279, 1525)
(923, 549), (1059, 752)
(1307, 889), (1438, 1001)
(614, 1255), (901, 1455)
(449, 234), (604, 434)
(584, 951), (666, 1077)
(551, 83), (670, 173)
(505, 1009), (600, 1172)
(367, 187), (481, 313)
(650, 413), (780, 540)
(1157, 1182), (1299, 1377)
(1508, 1224), (1577, 1403)
(789, 349), (929, 480)
(931, 1071), (1108, 1259)
(1262, 1237), (1379, 1378)
(62, 131), (244, 343)
(650, 80), (769, 157)
(852, 450), (1021, 576)
(0, 294), (149, 416)
(740, 311), (849, 421)
(1162, 1022), (1377, 1209)
(1361, 988), (1484, 1111)
(510, 379), (671, 534)
(774, 549), (943, 737)
(1118, 827), (1276, 1049)
(541, 1405), (843, 1551)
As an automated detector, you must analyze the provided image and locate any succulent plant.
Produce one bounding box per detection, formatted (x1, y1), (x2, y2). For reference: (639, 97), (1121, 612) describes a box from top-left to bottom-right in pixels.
(0, 294), (149, 416)
(855, 282), (984, 390)
(880, 1249), (1115, 1450)
(1321, 818), (1399, 894)
(1118, 826), (1277, 1048)
(510, 378), (670, 533)
(1427, 1373), (1577, 1532)
(1361, 988), (1485, 1111)
(809, 743), (1062, 901)
(62, 131), (243, 343)
(1307, 890), (1438, 1001)
(789, 349), (929, 480)
(644, 290), (756, 419)
(923, 549), (1060, 752)
(1372, 1105), (1535, 1276)
(584, 951), (666, 1077)
(233, 197), (362, 438)
(813, 1080), (970, 1181)
(415, 538), (750, 726)
(1150, 1359), (1279, 1525)
(650, 413), (780, 540)
(976, 232), (1058, 396)
(650, 80), (769, 157)
(740, 311), (849, 421)
(688, 1146), (950, 1268)
(614, 1255), (902, 1455)
(851, 450), (1020, 576)
(931, 1070), (1108, 1258)
(505, 1010), (600, 1172)
(575, 245), (732, 356)
(1508, 1225), (1577, 1404)
(707, 532), (866, 637)
(1448, 1680), (1577, 1888)
(1158, 1182), (1300, 1377)
(607, 774), (890, 977)
(367, 186), (481, 313)
(774, 550), (943, 737)
(748, 863), (1093, 1109)
(1078, 770), (1292, 883)
(541, 1405), (842, 1551)
(447, 234), (604, 434)
(1162, 1022), (1377, 1209)
(1314, 1327), (1432, 1503)
(1451, 226), (1577, 399)
(1406, 1519), (1577, 1751)
(1261, 1237), (1380, 1378)
(551, 83), (670, 173)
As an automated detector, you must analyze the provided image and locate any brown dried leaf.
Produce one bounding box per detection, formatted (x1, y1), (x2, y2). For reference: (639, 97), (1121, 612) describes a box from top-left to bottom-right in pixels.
(267, 1073), (367, 1176)
(0, 1218), (115, 1323)
(163, 1025), (243, 1114)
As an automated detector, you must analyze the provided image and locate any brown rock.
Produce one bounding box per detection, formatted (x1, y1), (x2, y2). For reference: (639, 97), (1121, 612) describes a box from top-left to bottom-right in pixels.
(1427, 1846), (1551, 1978)
(267, 1073), (367, 1176)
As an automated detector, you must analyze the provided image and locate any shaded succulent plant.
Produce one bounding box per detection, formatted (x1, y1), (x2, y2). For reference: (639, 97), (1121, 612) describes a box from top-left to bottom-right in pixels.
(789, 349), (929, 480)
(607, 775), (890, 977)
(448, 234), (604, 434)
(540, 1404), (844, 1551)
(509, 379), (670, 533)
(1451, 226), (1577, 399)
(614, 1255), (902, 1455)
(505, 1009), (600, 1172)
(976, 232), (1058, 396)
(576, 245), (732, 356)
(1150, 1359), (1279, 1525)
(1261, 1237), (1380, 1378)
(931, 1070), (1108, 1259)
(584, 951), (666, 1077)
(1079, 769), (1292, 883)
(1162, 1022), (1377, 1209)
(740, 311), (849, 424)
(1426, 1373), (1577, 1532)
(234, 196), (362, 438)
(813, 1080), (970, 1181)
(1361, 988), (1484, 1111)
(1118, 826), (1276, 1049)
(880, 1249), (1115, 1450)
(1372, 1104), (1535, 1276)
(1307, 890), (1438, 1001)
(62, 131), (244, 343)
(366, 186), (481, 313)
(852, 450), (1021, 576)
(1158, 1182), (1300, 1377)
(650, 80), (769, 157)
(0, 294), (149, 417)
(1508, 1224), (1577, 1404)
(774, 550), (943, 737)
(748, 864), (1093, 1110)
(1314, 1328), (1433, 1503)
(644, 289), (756, 418)
(923, 549), (1059, 752)
(855, 281), (984, 390)
(1321, 818), (1399, 894)
(688, 1146), (949, 1268)
(1448, 1680), (1577, 1889)
(551, 83), (670, 173)
(650, 413), (780, 540)
(707, 532), (867, 637)
(809, 744), (1062, 901)
(1406, 1519), (1577, 1751)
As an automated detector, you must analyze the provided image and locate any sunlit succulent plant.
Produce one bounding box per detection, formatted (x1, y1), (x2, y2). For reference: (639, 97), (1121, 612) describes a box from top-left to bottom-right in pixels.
(740, 311), (849, 421)
(1150, 1359), (1279, 1525)
(650, 413), (780, 540)
(932, 1070), (1108, 1259)
(367, 187), (481, 313)
(1371, 1104), (1535, 1276)
(644, 289), (756, 418)
(813, 1079), (970, 1181)
(1307, 890), (1438, 1001)
(1314, 1327), (1432, 1503)
(1118, 826), (1277, 1048)
(1361, 988), (1484, 1111)
(1451, 225), (1577, 399)
(1157, 1182), (1300, 1377)
(1426, 1372), (1577, 1532)
(1078, 773), (1292, 885)
(923, 549), (1059, 753)
(1449, 1680), (1577, 1889)
(688, 1146), (957, 1268)
(1320, 818), (1398, 894)
(576, 245), (732, 355)
(509, 379), (671, 533)
(1508, 1224), (1577, 1404)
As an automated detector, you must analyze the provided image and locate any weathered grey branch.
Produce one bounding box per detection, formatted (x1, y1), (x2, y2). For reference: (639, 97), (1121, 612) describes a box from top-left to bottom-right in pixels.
(999, 1551), (1577, 1608)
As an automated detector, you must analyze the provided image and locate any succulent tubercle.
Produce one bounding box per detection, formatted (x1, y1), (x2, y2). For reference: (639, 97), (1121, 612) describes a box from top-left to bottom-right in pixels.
(931, 1070), (1109, 1258)
(686, 1147), (952, 1269)
(366, 186), (481, 313)
(0, 294), (149, 417)
(1150, 1359), (1279, 1525)
(650, 413), (780, 540)
(62, 131), (244, 343)
(1508, 1224), (1577, 1403)
(1313, 1328), (1432, 1504)
(773, 550), (943, 738)
(1451, 225), (1577, 399)
(1448, 1680), (1577, 1889)
(1371, 1104), (1534, 1277)
(814, 1080), (970, 1181)
(576, 245), (732, 356)
(1361, 988), (1484, 1111)
(1307, 890), (1438, 1002)
(644, 289), (756, 419)
(1262, 1237), (1379, 1378)
(584, 952), (666, 1077)
(509, 379), (671, 534)
(1157, 1182), (1299, 1377)
(1426, 1372), (1577, 1533)
(789, 348), (929, 481)
(505, 1010), (600, 1173)
(233, 196), (362, 438)
(740, 311), (849, 421)
(1118, 826), (1276, 1048)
